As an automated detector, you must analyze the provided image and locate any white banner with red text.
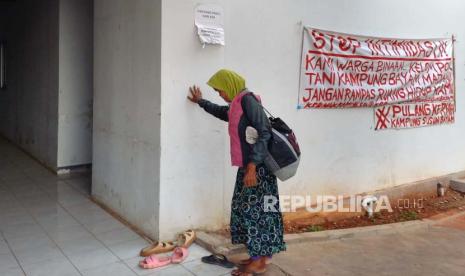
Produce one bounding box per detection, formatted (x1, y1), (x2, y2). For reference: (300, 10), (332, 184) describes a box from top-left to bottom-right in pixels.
(298, 27), (455, 130)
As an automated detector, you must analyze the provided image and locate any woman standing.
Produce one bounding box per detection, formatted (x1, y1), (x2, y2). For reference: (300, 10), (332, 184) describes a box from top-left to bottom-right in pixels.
(188, 69), (286, 275)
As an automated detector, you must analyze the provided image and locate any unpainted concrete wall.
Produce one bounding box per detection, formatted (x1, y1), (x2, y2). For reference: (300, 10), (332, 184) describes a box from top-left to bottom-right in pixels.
(58, 0), (93, 168)
(0, 0), (93, 171)
(93, 0), (162, 239)
(0, 0), (59, 169)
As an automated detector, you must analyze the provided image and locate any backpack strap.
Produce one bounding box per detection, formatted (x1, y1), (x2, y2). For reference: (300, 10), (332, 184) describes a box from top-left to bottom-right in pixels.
(243, 91), (276, 119)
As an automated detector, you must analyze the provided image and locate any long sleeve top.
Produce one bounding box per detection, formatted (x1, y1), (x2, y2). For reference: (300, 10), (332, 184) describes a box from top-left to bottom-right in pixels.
(198, 93), (271, 167)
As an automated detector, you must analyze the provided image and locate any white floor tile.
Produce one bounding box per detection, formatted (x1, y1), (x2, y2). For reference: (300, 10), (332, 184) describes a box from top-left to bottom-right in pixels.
(24, 170), (57, 182)
(183, 244), (212, 263)
(81, 261), (136, 276)
(21, 255), (80, 276)
(96, 226), (141, 246)
(57, 193), (93, 208)
(2, 222), (45, 240)
(83, 217), (127, 235)
(0, 170), (28, 182)
(67, 247), (119, 271)
(6, 232), (55, 253)
(19, 195), (56, 208)
(0, 239), (13, 254)
(37, 214), (81, 231)
(0, 204), (25, 217)
(64, 201), (101, 214)
(57, 236), (105, 257)
(47, 224), (94, 243)
(41, 181), (74, 195)
(70, 207), (114, 225)
(1, 213), (35, 226)
(65, 178), (91, 195)
(37, 182), (63, 194)
(0, 179), (12, 188)
(0, 253), (21, 272)
(0, 266), (25, 276)
(145, 265), (194, 276)
(14, 244), (66, 266)
(0, 139), (193, 275)
(10, 185), (45, 198)
(30, 204), (68, 221)
(182, 259), (233, 276)
(0, 189), (19, 199)
(107, 238), (150, 260)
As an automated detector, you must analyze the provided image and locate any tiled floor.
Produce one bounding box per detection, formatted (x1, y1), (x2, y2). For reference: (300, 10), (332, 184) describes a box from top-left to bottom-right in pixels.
(0, 137), (231, 276)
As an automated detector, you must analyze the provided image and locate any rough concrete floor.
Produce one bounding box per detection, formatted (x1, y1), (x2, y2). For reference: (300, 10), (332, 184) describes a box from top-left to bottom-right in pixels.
(228, 214), (465, 275)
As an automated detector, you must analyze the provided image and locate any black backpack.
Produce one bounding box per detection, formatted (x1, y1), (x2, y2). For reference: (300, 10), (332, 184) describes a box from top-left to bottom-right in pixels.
(263, 110), (301, 181)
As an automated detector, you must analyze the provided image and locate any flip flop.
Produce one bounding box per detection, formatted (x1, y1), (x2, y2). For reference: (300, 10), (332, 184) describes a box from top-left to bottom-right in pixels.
(171, 247), (189, 264)
(140, 241), (176, 257)
(201, 254), (236, 268)
(139, 254), (172, 269)
(176, 229), (196, 248)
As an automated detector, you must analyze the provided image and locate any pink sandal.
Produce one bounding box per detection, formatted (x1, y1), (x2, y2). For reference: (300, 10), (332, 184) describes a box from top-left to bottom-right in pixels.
(171, 247), (189, 264)
(139, 254), (172, 269)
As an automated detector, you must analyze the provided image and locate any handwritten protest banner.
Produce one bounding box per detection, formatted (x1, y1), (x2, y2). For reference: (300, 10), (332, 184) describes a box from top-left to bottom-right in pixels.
(374, 101), (455, 130)
(298, 27), (455, 109)
(299, 27), (455, 130)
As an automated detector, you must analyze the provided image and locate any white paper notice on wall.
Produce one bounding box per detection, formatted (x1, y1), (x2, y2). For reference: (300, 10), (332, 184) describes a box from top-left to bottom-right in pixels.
(194, 4), (224, 46)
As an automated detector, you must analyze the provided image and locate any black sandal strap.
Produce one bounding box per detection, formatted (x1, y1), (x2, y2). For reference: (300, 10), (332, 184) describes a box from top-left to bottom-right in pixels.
(213, 254), (227, 261)
(201, 254), (235, 268)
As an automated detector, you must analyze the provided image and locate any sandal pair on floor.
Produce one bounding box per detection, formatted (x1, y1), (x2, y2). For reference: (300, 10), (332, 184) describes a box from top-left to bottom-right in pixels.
(139, 247), (189, 269)
(140, 229), (196, 257)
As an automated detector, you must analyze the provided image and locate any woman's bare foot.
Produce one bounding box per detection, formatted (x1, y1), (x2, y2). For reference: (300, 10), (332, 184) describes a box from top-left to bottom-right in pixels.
(231, 257), (267, 275)
(238, 257), (271, 265)
(238, 258), (252, 265)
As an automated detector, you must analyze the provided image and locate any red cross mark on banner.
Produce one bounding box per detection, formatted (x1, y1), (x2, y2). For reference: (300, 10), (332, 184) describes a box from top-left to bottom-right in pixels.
(375, 106), (391, 130)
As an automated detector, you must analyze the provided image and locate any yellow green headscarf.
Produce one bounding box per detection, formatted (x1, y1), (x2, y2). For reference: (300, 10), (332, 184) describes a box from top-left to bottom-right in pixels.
(207, 69), (246, 101)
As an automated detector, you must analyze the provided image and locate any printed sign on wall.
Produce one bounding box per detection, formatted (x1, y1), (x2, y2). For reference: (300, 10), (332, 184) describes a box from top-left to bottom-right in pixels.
(298, 27), (455, 130)
(194, 4), (225, 46)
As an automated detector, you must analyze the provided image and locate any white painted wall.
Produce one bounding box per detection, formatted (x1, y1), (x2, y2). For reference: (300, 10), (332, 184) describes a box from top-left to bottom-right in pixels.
(93, 0), (162, 238)
(58, 0), (93, 168)
(0, 0), (59, 169)
(159, 0), (465, 239)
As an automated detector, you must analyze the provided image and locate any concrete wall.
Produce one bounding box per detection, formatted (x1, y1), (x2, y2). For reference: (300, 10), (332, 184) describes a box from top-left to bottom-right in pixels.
(58, 0), (93, 168)
(93, 0), (162, 238)
(0, 0), (92, 171)
(0, 0), (59, 169)
(0, 3), (11, 40)
(158, 0), (465, 239)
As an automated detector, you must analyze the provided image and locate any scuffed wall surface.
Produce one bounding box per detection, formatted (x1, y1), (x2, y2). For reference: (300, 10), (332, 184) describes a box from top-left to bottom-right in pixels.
(93, 0), (162, 239)
(58, 0), (93, 168)
(0, 0), (59, 169)
(159, 0), (465, 238)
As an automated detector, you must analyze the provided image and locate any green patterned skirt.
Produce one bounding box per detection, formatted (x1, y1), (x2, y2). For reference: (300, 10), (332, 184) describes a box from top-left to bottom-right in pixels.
(230, 165), (286, 257)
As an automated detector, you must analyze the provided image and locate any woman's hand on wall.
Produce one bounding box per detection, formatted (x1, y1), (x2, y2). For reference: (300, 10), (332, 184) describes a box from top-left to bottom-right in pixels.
(243, 163), (257, 187)
(187, 85), (203, 103)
